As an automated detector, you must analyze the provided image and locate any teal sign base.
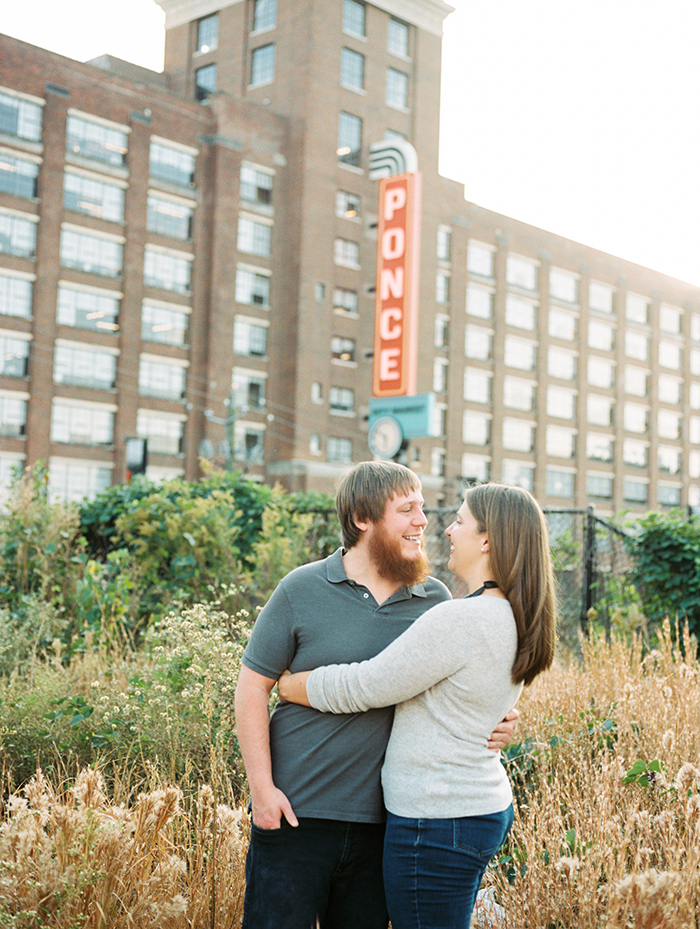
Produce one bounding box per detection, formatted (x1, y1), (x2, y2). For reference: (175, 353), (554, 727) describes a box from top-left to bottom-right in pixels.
(369, 393), (438, 438)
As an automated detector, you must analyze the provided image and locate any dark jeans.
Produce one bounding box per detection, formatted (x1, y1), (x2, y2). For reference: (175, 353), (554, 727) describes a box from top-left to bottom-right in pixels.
(383, 806), (514, 929)
(242, 816), (389, 929)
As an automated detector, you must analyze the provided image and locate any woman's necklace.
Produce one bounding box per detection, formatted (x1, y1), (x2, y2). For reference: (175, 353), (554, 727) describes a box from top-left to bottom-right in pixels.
(465, 580), (499, 599)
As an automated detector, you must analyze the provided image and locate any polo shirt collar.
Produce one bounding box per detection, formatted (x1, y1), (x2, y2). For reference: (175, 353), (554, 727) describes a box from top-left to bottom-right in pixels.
(326, 547), (429, 598)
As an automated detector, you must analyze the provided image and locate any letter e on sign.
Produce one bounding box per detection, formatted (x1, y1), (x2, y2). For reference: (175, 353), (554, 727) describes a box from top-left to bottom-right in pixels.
(372, 172), (422, 397)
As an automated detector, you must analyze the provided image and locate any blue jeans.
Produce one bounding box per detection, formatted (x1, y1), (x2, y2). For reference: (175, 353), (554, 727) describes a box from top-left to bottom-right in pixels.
(383, 806), (514, 929)
(242, 816), (389, 929)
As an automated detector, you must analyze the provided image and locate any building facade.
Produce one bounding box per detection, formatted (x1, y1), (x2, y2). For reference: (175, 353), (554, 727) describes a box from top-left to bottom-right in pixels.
(1, 0), (699, 514)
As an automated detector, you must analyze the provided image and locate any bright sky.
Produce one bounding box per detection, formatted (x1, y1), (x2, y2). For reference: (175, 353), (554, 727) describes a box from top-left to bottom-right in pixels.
(3, 0), (700, 286)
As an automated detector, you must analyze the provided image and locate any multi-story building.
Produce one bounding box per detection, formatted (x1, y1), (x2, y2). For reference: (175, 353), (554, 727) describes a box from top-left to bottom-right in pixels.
(1, 0), (699, 515)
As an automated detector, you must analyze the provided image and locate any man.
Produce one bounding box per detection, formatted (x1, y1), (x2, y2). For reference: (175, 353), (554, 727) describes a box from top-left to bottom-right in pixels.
(235, 461), (517, 929)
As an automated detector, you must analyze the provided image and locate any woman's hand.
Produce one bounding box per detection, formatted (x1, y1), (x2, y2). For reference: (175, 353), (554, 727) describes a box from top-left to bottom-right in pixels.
(277, 669), (313, 706)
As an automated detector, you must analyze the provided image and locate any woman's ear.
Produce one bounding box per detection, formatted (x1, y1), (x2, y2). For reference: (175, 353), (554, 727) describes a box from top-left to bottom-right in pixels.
(481, 537), (490, 553)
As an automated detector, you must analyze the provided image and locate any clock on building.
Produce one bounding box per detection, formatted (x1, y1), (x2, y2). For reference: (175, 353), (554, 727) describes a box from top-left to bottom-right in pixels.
(368, 416), (404, 459)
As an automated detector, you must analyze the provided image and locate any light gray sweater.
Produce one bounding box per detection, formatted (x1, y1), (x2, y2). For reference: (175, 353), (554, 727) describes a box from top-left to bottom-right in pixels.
(306, 596), (523, 818)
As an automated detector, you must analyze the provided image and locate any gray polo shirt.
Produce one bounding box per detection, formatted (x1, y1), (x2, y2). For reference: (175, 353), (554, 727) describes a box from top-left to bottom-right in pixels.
(241, 548), (451, 823)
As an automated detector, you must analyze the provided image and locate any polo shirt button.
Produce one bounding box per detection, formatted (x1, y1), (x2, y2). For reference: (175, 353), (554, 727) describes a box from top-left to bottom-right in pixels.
(363, 593), (369, 598)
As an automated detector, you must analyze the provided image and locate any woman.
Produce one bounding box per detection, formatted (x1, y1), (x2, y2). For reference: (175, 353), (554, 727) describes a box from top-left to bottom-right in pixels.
(278, 482), (556, 929)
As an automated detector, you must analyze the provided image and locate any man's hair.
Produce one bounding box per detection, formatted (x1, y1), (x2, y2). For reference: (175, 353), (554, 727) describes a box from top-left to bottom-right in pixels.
(336, 461), (422, 549)
(465, 482), (557, 687)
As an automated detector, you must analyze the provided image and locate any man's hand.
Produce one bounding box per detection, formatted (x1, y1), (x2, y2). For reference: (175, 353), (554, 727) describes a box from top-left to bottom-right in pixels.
(487, 706), (519, 752)
(251, 785), (299, 829)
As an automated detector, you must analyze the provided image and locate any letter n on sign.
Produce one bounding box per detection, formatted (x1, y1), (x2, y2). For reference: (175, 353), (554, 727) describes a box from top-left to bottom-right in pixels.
(372, 172), (422, 397)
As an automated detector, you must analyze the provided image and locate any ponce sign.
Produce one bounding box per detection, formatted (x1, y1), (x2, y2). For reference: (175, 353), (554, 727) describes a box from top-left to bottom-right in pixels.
(372, 172), (422, 397)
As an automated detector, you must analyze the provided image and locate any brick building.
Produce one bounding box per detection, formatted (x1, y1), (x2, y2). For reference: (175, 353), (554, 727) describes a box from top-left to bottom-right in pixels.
(1, 0), (699, 514)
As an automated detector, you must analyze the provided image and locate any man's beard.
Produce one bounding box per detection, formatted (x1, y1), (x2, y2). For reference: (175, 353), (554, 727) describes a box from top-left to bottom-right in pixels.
(368, 522), (429, 586)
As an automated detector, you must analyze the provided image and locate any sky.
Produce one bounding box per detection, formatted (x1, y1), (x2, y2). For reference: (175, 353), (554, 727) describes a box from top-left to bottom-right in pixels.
(3, 0), (700, 286)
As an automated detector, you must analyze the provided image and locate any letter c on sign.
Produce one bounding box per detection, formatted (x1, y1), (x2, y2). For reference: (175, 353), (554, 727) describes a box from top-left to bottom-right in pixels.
(380, 307), (403, 340)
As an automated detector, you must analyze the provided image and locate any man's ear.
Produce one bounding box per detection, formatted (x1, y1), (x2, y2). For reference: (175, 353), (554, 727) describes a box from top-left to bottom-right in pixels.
(353, 514), (370, 533)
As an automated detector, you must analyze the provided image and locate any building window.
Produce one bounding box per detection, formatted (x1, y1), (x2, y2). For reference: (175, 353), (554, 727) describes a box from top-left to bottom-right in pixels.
(334, 238), (359, 267)
(388, 17), (409, 56)
(0, 273), (32, 319)
(57, 285), (119, 332)
(234, 370), (267, 410)
(464, 325), (491, 361)
(311, 381), (323, 403)
(659, 304), (682, 334)
(64, 172), (124, 222)
(337, 112), (362, 167)
(503, 376), (535, 412)
(241, 163), (273, 205)
(147, 194), (193, 240)
(328, 436), (353, 462)
(144, 247), (192, 293)
(0, 212), (36, 258)
(433, 357), (448, 393)
(234, 318), (268, 357)
(66, 115), (127, 166)
(139, 357), (187, 401)
(691, 417), (700, 445)
(624, 366), (648, 396)
(51, 401), (114, 446)
(506, 255), (538, 291)
(316, 283), (325, 303)
(692, 350), (700, 377)
(658, 375), (681, 405)
(238, 216), (272, 257)
(54, 343), (116, 389)
(195, 64), (217, 100)
(588, 356), (615, 389)
(588, 320), (614, 352)
(467, 242), (495, 278)
(59, 228), (123, 277)
(549, 308), (577, 340)
(589, 281), (614, 314)
(547, 386), (576, 420)
(659, 340), (682, 370)
(546, 468), (575, 498)
(658, 446), (681, 475)
(461, 453), (489, 484)
(331, 336), (355, 362)
(310, 433), (321, 455)
(0, 153), (39, 198)
(341, 48), (364, 90)
(626, 293), (649, 324)
(333, 287), (358, 315)
(329, 386), (354, 414)
(48, 460), (111, 503)
(505, 295), (536, 330)
(464, 369), (490, 404)
(504, 335), (535, 371)
(466, 285), (493, 319)
(435, 314), (449, 348)
(336, 190), (360, 219)
(197, 13), (218, 51)
(587, 395), (614, 427)
(502, 460), (534, 492)
(0, 90), (42, 142)
(253, 0), (277, 31)
(142, 302), (188, 346)
(251, 44), (275, 86)
(658, 484), (681, 507)
(0, 394), (26, 437)
(623, 439), (648, 468)
(236, 266), (270, 307)
(624, 331), (648, 361)
(623, 403), (648, 434)
(503, 418), (534, 453)
(548, 347), (577, 380)
(343, 0), (365, 37)
(545, 426), (575, 458)
(623, 479), (648, 504)
(386, 68), (408, 109)
(431, 448), (446, 478)
(437, 225), (451, 262)
(691, 383), (700, 410)
(463, 411), (490, 446)
(235, 422), (265, 463)
(137, 411), (184, 455)
(149, 142), (196, 188)
(691, 315), (700, 342)
(587, 434), (613, 462)
(549, 268), (578, 304)
(436, 270), (450, 304)
(690, 451), (700, 479)
(0, 334), (29, 377)
(587, 473), (613, 498)
(658, 410), (681, 440)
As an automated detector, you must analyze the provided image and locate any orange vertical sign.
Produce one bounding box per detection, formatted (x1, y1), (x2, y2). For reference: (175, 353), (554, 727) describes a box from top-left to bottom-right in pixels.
(372, 172), (422, 397)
